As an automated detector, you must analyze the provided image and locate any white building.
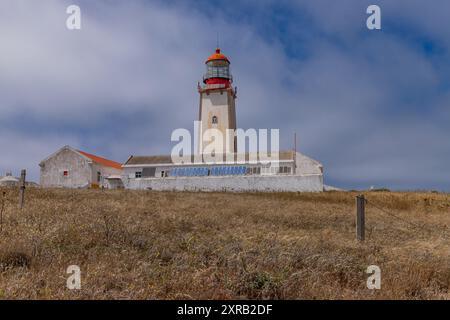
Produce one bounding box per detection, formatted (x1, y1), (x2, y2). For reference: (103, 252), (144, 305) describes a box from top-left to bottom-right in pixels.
(39, 146), (123, 189)
(39, 48), (324, 192)
(122, 151), (323, 192)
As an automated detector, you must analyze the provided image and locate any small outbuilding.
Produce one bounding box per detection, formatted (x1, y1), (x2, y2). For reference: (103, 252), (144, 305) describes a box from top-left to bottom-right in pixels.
(39, 145), (123, 189)
(104, 175), (125, 190)
(0, 173), (19, 187)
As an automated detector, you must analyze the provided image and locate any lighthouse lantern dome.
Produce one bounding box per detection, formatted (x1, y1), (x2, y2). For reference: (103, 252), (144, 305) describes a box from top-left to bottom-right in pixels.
(203, 48), (232, 85)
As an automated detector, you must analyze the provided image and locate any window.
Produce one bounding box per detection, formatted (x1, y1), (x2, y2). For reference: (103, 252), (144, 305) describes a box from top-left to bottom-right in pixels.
(262, 166), (274, 175)
(135, 172), (142, 178)
(63, 170), (69, 177)
(143, 167), (156, 177)
(97, 171), (101, 182)
(212, 116), (218, 124)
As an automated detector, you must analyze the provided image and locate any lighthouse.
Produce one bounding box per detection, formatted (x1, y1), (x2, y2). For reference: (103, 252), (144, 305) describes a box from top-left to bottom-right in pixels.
(198, 48), (237, 155)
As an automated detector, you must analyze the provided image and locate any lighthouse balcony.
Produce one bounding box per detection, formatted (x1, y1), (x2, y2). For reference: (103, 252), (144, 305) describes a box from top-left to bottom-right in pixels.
(198, 82), (235, 95)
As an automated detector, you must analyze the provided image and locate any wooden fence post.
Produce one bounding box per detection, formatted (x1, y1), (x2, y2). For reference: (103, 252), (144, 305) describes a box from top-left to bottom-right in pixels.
(356, 194), (365, 241)
(0, 191), (5, 232)
(19, 169), (26, 209)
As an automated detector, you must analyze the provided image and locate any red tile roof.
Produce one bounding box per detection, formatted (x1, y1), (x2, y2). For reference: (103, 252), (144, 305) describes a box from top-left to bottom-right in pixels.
(77, 150), (123, 170)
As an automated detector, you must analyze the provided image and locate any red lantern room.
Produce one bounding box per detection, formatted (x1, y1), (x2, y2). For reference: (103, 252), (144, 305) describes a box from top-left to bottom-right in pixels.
(203, 48), (233, 87)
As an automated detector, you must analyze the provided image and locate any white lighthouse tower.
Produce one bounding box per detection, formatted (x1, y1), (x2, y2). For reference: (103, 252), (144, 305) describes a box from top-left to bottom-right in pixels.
(197, 48), (237, 155)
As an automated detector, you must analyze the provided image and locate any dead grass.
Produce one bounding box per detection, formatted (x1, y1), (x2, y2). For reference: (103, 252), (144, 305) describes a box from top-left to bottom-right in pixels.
(0, 187), (449, 299)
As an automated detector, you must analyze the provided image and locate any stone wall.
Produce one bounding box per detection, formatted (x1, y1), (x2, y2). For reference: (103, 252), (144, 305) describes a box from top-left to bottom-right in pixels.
(123, 174), (323, 192)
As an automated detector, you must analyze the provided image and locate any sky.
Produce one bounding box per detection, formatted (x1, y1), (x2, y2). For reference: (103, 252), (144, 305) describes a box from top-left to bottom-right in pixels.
(1, 0), (450, 191)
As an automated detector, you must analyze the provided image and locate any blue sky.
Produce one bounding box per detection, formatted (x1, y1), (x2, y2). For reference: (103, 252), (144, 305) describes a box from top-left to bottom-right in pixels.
(1, 0), (450, 191)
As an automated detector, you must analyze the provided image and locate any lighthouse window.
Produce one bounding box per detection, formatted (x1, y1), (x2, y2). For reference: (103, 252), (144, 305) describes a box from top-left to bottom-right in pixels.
(212, 116), (218, 124)
(206, 65), (230, 79)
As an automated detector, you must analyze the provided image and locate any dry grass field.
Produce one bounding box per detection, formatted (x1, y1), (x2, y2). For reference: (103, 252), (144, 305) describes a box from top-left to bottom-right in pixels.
(0, 187), (449, 300)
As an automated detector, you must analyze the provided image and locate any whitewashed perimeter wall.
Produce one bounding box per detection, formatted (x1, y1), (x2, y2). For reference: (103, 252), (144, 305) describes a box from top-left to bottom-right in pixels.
(123, 174), (323, 192)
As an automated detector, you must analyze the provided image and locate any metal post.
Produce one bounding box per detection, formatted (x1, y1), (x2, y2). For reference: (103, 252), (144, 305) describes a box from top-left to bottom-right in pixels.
(356, 194), (365, 241)
(293, 132), (297, 173)
(19, 169), (26, 209)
